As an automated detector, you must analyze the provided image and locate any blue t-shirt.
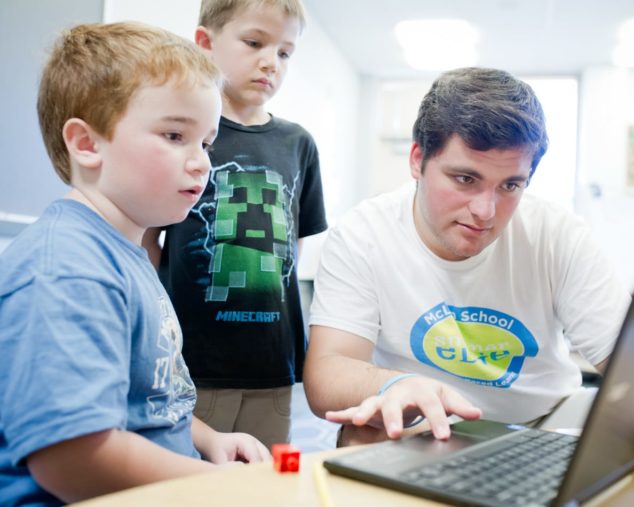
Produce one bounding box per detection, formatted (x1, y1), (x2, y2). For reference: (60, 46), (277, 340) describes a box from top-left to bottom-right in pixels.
(0, 200), (199, 506)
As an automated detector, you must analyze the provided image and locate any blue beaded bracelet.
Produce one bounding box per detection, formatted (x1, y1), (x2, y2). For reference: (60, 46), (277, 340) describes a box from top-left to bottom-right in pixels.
(377, 373), (420, 395)
(377, 373), (425, 428)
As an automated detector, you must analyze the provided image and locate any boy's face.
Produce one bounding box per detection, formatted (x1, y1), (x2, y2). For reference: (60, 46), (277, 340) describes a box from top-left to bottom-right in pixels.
(410, 135), (532, 261)
(95, 81), (221, 238)
(202, 5), (300, 117)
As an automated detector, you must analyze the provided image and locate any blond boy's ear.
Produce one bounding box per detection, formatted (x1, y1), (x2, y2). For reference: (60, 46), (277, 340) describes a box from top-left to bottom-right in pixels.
(195, 26), (213, 51)
(62, 118), (101, 170)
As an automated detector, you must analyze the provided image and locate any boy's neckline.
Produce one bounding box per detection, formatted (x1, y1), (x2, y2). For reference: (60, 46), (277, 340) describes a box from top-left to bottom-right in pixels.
(222, 112), (273, 127)
(221, 105), (272, 126)
(221, 114), (276, 130)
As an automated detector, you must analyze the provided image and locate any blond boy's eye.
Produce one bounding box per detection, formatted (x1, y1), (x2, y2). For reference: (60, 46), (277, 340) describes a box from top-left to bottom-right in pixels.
(165, 132), (183, 142)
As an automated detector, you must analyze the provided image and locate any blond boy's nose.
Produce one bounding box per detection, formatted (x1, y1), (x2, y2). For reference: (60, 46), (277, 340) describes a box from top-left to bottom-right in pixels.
(188, 149), (211, 175)
(259, 48), (279, 72)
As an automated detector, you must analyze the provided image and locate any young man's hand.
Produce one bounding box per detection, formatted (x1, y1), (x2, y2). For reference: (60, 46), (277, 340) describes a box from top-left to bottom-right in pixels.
(324, 375), (482, 440)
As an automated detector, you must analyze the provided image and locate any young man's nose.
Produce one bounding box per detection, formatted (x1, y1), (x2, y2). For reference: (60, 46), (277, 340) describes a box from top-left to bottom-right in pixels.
(468, 191), (496, 221)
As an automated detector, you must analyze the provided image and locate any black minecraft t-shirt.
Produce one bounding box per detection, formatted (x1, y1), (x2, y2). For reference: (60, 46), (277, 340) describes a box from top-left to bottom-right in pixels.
(160, 116), (327, 388)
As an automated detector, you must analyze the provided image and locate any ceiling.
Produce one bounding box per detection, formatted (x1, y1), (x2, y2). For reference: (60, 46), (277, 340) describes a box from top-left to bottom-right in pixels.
(302, 0), (634, 79)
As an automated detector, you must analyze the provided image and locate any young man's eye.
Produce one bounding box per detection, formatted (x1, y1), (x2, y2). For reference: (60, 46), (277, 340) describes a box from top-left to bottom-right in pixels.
(502, 182), (523, 192)
(455, 175), (474, 185)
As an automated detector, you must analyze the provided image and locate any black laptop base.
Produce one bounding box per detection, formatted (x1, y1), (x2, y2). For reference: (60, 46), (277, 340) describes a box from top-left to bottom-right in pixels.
(324, 420), (577, 507)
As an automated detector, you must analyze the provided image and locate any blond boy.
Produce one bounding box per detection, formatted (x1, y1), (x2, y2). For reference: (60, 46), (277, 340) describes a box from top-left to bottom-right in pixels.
(144, 0), (328, 448)
(0, 22), (269, 505)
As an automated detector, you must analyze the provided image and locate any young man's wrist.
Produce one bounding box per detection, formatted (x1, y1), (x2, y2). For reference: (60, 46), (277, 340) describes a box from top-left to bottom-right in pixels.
(377, 373), (420, 395)
(377, 373), (425, 428)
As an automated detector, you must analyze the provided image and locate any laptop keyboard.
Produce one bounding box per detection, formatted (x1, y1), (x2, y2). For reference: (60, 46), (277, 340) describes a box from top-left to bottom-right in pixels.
(400, 428), (578, 507)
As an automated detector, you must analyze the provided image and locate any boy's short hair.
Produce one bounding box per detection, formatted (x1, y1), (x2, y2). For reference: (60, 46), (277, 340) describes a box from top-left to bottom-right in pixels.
(412, 67), (549, 176)
(199, 0), (306, 32)
(38, 21), (223, 185)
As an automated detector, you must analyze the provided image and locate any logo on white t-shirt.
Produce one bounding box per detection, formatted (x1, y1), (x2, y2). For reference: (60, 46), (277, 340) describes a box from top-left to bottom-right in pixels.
(410, 303), (538, 387)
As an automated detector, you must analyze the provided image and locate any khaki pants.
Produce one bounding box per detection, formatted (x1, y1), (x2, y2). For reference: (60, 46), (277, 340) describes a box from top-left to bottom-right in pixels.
(194, 386), (292, 450)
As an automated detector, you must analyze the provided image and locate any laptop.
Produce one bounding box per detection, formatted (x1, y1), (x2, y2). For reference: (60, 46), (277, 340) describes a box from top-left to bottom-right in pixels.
(323, 301), (634, 507)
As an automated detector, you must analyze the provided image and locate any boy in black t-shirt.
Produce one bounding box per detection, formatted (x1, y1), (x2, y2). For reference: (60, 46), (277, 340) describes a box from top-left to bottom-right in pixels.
(143, 0), (327, 449)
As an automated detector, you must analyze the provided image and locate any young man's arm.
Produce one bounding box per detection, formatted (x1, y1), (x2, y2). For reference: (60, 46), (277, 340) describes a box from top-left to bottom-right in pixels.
(594, 357), (609, 374)
(191, 416), (270, 463)
(27, 429), (216, 504)
(303, 325), (481, 441)
(141, 228), (163, 270)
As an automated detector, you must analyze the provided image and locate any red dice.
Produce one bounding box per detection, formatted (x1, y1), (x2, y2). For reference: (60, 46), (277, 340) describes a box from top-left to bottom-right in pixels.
(272, 443), (301, 472)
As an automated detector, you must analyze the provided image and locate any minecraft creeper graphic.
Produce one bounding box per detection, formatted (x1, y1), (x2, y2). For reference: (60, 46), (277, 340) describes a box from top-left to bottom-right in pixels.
(205, 168), (290, 302)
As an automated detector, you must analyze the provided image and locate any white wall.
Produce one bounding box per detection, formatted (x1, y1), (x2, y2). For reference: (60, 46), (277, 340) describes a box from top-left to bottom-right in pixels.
(103, 0), (199, 39)
(576, 66), (634, 290)
(364, 78), (433, 197)
(0, 0), (103, 250)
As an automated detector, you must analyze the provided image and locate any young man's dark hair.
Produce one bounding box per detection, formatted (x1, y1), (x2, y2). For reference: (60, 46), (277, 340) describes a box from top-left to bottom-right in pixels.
(413, 67), (549, 176)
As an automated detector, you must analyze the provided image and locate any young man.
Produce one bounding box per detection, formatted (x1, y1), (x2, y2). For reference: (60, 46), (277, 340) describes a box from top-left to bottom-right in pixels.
(0, 22), (269, 506)
(143, 0), (327, 449)
(304, 67), (631, 446)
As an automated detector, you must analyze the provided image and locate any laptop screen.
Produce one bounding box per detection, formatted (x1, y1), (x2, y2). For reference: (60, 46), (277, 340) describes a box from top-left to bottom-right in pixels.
(556, 300), (634, 504)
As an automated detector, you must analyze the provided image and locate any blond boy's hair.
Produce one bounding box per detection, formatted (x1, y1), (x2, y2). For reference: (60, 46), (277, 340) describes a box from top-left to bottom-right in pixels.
(199, 0), (306, 32)
(38, 21), (223, 184)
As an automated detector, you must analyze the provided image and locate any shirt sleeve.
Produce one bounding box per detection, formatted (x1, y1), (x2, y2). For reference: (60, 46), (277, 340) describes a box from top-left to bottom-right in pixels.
(309, 220), (381, 342)
(297, 134), (328, 238)
(2, 274), (130, 466)
(551, 218), (631, 366)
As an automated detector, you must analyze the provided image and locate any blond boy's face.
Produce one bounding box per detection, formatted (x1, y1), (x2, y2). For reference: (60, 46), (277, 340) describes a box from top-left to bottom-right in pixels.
(203, 4), (300, 119)
(94, 81), (221, 238)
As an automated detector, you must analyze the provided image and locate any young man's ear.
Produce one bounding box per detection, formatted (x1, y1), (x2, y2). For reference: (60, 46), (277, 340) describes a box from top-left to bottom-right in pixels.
(62, 118), (101, 169)
(409, 142), (425, 180)
(194, 26), (213, 51)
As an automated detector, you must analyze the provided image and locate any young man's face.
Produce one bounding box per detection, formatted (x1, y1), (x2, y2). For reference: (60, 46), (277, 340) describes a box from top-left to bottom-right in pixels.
(201, 5), (300, 119)
(410, 134), (533, 261)
(95, 81), (221, 239)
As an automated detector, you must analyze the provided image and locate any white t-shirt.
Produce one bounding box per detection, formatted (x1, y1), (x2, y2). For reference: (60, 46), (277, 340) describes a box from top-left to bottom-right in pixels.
(310, 184), (630, 423)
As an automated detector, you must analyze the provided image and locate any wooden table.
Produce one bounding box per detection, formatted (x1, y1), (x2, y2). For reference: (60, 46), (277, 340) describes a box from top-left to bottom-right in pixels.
(70, 448), (634, 507)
